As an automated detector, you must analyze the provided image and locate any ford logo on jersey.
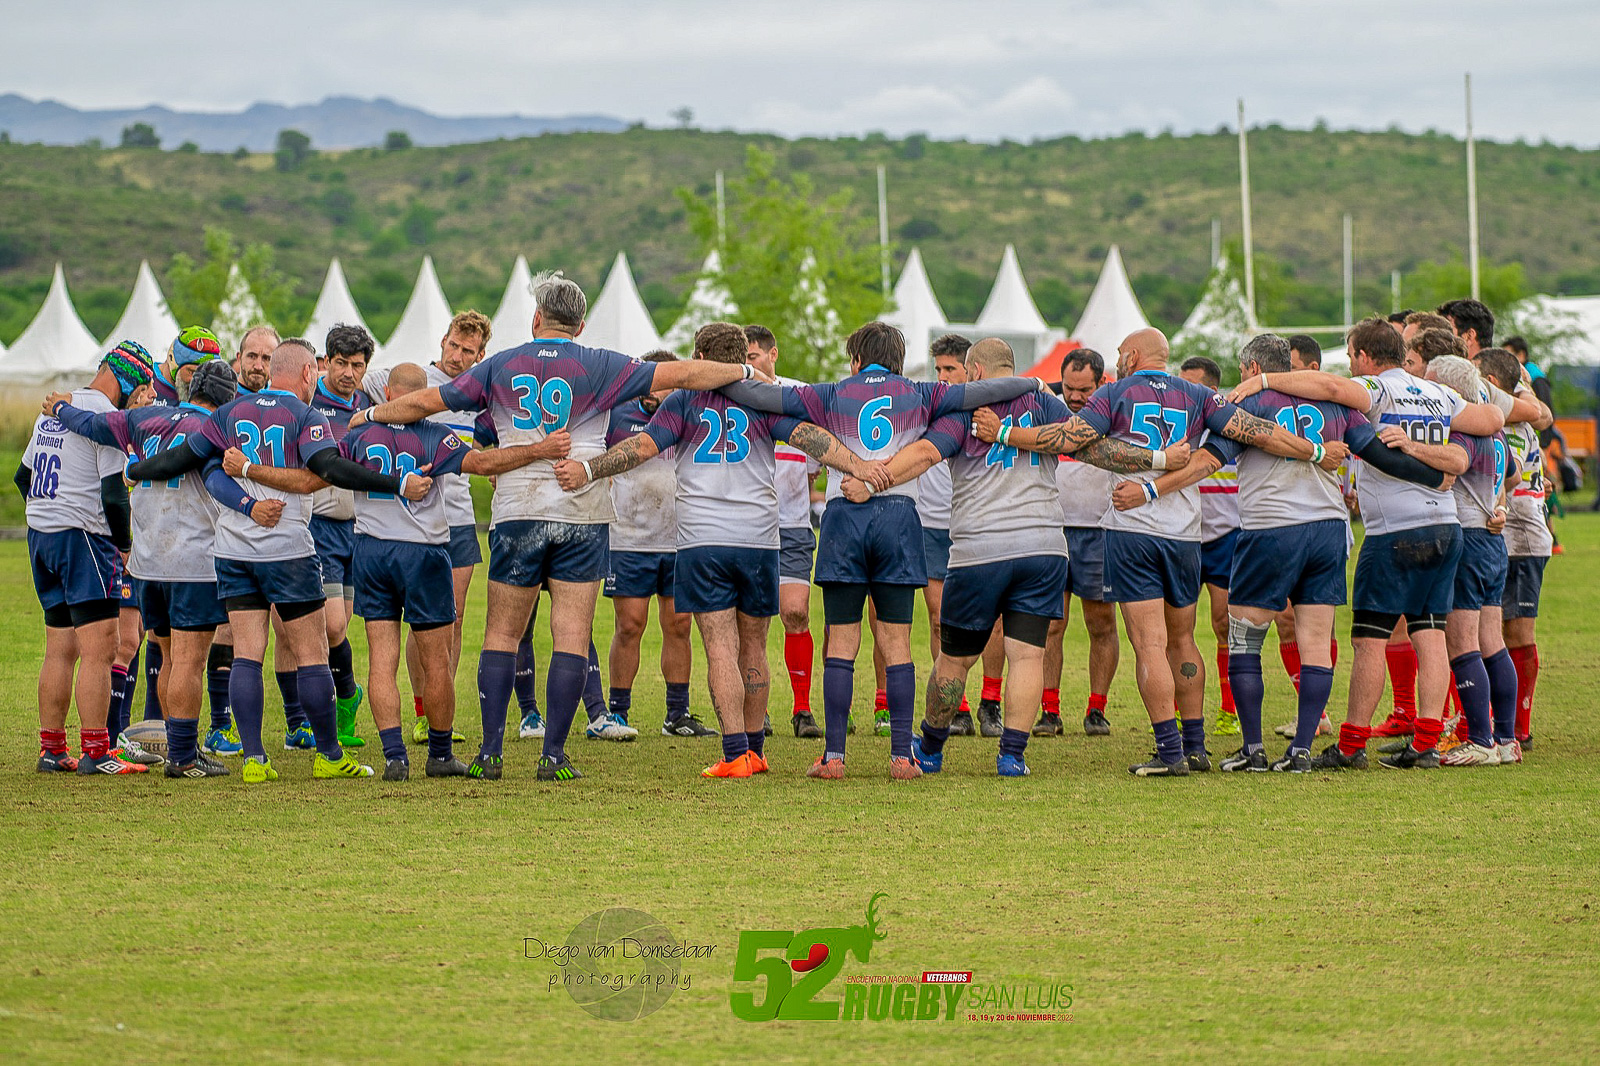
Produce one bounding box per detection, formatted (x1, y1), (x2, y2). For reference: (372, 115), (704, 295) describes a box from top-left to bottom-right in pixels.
(1406, 385), (1422, 395)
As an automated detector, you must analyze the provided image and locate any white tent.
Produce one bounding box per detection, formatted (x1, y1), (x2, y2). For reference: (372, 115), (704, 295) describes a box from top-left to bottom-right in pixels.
(663, 250), (738, 355)
(883, 248), (948, 379)
(374, 256), (452, 370)
(1172, 255), (1251, 364)
(1508, 293), (1600, 366)
(976, 244), (1050, 335)
(302, 259), (377, 355)
(105, 260), (179, 359)
(1071, 246), (1150, 359)
(211, 264), (266, 355)
(583, 252), (662, 355)
(0, 263), (103, 383)
(490, 255), (537, 352)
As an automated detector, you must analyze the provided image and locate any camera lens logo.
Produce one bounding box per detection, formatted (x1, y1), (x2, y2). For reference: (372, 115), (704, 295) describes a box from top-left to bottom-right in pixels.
(561, 908), (680, 1021)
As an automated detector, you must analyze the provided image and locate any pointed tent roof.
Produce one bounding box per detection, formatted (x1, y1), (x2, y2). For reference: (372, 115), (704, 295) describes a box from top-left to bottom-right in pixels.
(1070, 246), (1150, 358)
(105, 260), (180, 359)
(884, 248), (948, 379)
(790, 249), (844, 368)
(490, 256), (537, 352)
(373, 256), (452, 370)
(663, 250), (738, 355)
(1508, 293), (1600, 367)
(583, 252), (662, 356)
(302, 259), (376, 356)
(976, 244), (1050, 335)
(1172, 255), (1252, 363)
(0, 264), (104, 382)
(211, 264), (266, 355)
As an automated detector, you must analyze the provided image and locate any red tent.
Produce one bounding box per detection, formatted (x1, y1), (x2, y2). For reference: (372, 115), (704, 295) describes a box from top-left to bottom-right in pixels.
(1022, 339), (1082, 381)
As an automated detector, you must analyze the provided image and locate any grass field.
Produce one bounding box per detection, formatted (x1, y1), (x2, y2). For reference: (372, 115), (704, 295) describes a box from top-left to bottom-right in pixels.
(1, 516), (1597, 1064)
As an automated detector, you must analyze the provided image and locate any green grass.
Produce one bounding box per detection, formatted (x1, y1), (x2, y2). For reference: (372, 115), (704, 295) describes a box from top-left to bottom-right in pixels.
(1, 518), (1598, 1064)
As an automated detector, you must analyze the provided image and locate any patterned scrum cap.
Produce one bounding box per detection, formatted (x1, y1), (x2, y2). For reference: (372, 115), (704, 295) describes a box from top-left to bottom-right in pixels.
(173, 325), (223, 366)
(102, 339), (155, 397)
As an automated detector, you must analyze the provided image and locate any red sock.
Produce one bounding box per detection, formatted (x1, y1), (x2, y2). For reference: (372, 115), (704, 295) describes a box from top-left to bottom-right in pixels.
(959, 695), (971, 714)
(1042, 688), (1060, 716)
(1386, 642), (1418, 717)
(783, 632), (814, 713)
(414, 695), (425, 718)
(874, 689), (887, 712)
(1215, 648), (1235, 714)
(1279, 641), (1302, 691)
(1329, 638), (1339, 669)
(1338, 721), (1371, 757)
(39, 728), (68, 754)
(1413, 715), (1444, 753)
(80, 727), (110, 759)
(980, 675), (1003, 703)
(1086, 692), (1107, 715)
(1509, 644), (1539, 740)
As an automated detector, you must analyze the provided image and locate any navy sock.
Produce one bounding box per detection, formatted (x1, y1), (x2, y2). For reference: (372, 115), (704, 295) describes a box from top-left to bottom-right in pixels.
(542, 651), (589, 760)
(1483, 648), (1518, 744)
(822, 657), (854, 761)
(276, 670), (307, 730)
(109, 665), (132, 739)
(207, 645), (233, 730)
(609, 687), (632, 719)
(722, 731), (750, 761)
(1153, 717), (1183, 764)
(885, 662), (915, 760)
(1450, 651), (1494, 748)
(165, 716), (199, 766)
(746, 730), (764, 756)
(583, 642), (605, 719)
(665, 682), (689, 722)
(296, 665), (342, 760)
(144, 643), (163, 720)
(1000, 727), (1029, 759)
(378, 726), (406, 763)
(230, 658), (266, 760)
(328, 638), (358, 701)
(1228, 652), (1265, 751)
(1181, 716), (1207, 757)
(1294, 665), (1335, 753)
(513, 637), (538, 715)
(920, 720), (950, 755)
(476, 649), (517, 758)
(427, 728), (454, 762)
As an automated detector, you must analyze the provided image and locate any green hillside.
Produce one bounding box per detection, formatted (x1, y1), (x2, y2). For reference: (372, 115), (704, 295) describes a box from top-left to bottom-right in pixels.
(2, 125), (1598, 345)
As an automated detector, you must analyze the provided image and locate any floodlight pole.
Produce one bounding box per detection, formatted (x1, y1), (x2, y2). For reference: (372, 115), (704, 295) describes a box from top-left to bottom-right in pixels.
(1237, 99), (1258, 329)
(1391, 269), (1402, 314)
(1465, 73), (1481, 301)
(715, 170), (726, 252)
(1211, 218), (1221, 268)
(1343, 213), (1354, 329)
(877, 164), (891, 297)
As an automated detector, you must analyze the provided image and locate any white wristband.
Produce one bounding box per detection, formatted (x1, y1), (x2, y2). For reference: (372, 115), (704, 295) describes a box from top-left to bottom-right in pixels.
(1311, 443), (1325, 464)
(1259, 374), (1269, 391)
(580, 459), (594, 482)
(863, 482), (875, 497)
(240, 460), (251, 481)
(1143, 481), (1160, 503)
(1151, 448), (1166, 471)
(742, 363), (754, 380)
(997, 424), (1011, 447)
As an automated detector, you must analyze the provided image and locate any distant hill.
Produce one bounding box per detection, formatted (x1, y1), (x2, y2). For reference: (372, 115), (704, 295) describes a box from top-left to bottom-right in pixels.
(0, 93), (628, 152)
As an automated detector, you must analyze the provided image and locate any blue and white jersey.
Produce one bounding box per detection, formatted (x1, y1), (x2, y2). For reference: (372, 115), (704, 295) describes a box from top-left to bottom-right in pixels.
(1351, 367), (1468, 535)
(344, 419), (466, 544)
(95, 403), (221, 581)
(1448, 430), (1508, 531)
(23, 388), (126, 537)
(1503, 418), (1552, 558)
(366, 362), (482, 529)
(308, 378), (373, 521)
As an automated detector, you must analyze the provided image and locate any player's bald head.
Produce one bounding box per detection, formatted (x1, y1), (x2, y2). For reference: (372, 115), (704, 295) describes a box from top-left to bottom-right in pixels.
(1117, 328), (1169, 376)
(965, 338), (1015, 379)
(387, 362), (429, 397)
(269, 339), (315, 379)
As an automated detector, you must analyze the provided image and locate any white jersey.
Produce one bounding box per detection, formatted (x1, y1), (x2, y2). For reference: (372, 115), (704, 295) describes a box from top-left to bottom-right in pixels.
(1198, 452), (1240, 543)
(1352, 367), (1467, 535)
(606, 399), (677, 553)
(24, 389), (125, 537)
(1503, 420), (1553, 558)
(1054, 454), (1114, 529)
(915, 459), (953, 530)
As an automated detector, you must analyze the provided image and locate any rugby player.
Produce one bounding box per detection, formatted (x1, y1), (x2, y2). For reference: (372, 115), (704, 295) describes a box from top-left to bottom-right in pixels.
(349, 273), (772, 782)
(554, 323), (874, 778)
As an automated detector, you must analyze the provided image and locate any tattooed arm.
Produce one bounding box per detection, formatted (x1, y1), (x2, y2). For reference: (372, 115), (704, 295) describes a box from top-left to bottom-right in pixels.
(1075, 436), (1165, 474)
(837, 440), (944, 502)
(552, 432), (660, 491)
(786, 422), (891, 489)
(1219, 408), (1347, 469)
(972, 407), (1189, 469)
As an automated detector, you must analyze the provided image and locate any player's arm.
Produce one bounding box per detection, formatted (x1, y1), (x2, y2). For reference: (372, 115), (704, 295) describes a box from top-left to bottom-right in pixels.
(717, 380), (805, 418)
(1352, 436), (1449, 488)
(934, 376), (1042, 416)
(1451, 401), (1505, 436)
(100, 475), (131, 552)
(972, 408), (1189, 470)
(13, 461), (29, 498)
(43, 397), (122, 447)
(224, 447), (328, 494)
(125, 437), (208, 481)
(554, 432), (660, 492)
(1112, 447), (1223, 511)
(1229, 370), (1373, 412)
(1217, 407), (1346, 469)
(654, 360), (768, 394)
(461, 430), (571, 476)
(839, 439), (945, 500)
(202, 462), (285, 527)
(1075, 436), (1168, 474)
(1374, 426), (1470, 475)
(784, 422), (890, 486)
(305, 448), (422, 497)
(354, 387), (449, 428)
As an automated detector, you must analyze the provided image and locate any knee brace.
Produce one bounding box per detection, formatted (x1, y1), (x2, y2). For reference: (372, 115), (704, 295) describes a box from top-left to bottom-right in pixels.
(1351, 610), (1402, 641)
(1226, 615), (1272, 655)
(1407, 612), (1447, 634)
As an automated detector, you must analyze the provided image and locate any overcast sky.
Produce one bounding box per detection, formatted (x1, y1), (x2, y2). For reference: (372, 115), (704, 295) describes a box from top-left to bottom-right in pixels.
(5, 0), (1598, 144)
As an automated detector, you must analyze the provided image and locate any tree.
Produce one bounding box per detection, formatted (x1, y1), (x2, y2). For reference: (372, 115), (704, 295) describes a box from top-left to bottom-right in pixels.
(274, 129), (313, 171)
(678, 146), (886, 381)
(670, 107), (694, 129)
(176, 141), (199, 153)
(384, 130), (413, 151)
(1400, 254), (1529, 320)
(166, 225), (297, 329)
(119, 122), (160, 149)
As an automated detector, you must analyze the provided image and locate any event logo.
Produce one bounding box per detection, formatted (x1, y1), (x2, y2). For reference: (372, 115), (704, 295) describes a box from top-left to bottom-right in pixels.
(526, 907), (715, 1022)
(732, 892), (904, 1021)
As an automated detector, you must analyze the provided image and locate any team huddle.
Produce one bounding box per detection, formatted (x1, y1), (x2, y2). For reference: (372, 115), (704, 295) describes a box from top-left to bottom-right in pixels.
(20, 270), (1554, 782)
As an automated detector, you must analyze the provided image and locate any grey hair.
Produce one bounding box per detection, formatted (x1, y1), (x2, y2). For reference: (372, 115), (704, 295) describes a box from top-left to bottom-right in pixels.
(532, 270), (587, 329)
(269, 338), (317, 378)
(1239, 333), (1291, 374)
(1428, 354), (1482, 402)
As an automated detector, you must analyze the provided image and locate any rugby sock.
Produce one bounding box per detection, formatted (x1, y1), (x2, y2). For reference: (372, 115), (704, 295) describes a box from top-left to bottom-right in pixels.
(143, 643), (163, 720)
(665, 682), (690, 723)
(873, 688), (887, 713)
(40, 728), (68, 755)
(1412, 715), (1444, 754)
(81, 727), (110, 760)
(1385, 642), (1418, 717)
(542, 651), (589, 760)
(1215, 649), (1236, 715)
(328, 639), (358, 701)
(1180, 716), (1207, 757)
(427, 728), (454, 762)
(295, 665), (341, 760)
(276, 670), (306, 730)
(822, 657), (854, 761)
(1330, 638), (1339, 668)
(783, 631), (814, 713)
(1279, 641), (1302, 691)
(608, 688), (632, 720)
(746, 730), (765, 757)
(1337, 721), (1371, 758)
(413, 696), (425, 719)
(1294, 666), (1335, 753)
(980, 675), (1003, 703)
(165, 717), (199, 766)
(1086, 692), (1107, 717)
(583, 642), (605, 721)
(378, 726), (406, 763)
(919, 720), (950, 756)
(722, 731), (749, 762)
(206, 644), (233, 730)
(1509, 644), (1539, 740)
(959, 695), (972, 714)
(475, 650), (517, 758)
(230, 658), (266, 760)
(1483, 648), (1519, 744)
(514, 637), (538, 715)
(1041, 688), (1061, 716)
(1000, 727), (1029, 759)
(1227, 652), (1264, 751)
(109, 665), (131, 739)
(885, 663), (916, 760)
(1449, 652), (1492, 748)
(1152, 718), (1183, 765)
